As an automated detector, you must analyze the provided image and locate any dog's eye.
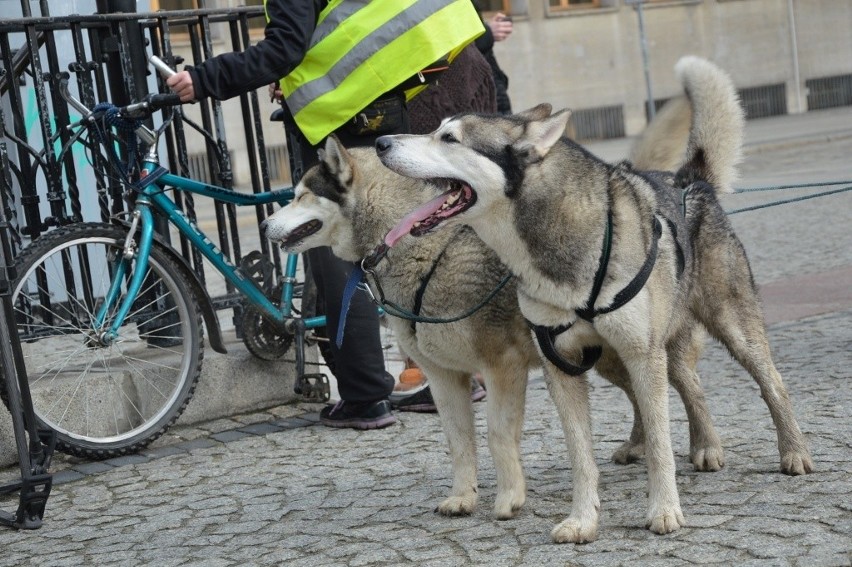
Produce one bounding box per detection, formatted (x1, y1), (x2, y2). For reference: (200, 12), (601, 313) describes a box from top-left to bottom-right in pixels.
(441, 132), (458, 143)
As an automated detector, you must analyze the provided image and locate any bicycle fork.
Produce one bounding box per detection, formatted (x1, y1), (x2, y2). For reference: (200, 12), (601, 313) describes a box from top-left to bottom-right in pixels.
(92, 206), (154, 344)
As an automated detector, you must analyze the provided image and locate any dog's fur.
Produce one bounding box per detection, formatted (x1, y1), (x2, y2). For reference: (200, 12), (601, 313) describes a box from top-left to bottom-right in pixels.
(375, 55), (813, 541)
(263, 105), (730, 523)
(262, 57), (738, 537)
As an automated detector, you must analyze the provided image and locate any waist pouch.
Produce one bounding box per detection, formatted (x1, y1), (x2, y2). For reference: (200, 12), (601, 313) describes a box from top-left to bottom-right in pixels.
(345, 93), (407, 137)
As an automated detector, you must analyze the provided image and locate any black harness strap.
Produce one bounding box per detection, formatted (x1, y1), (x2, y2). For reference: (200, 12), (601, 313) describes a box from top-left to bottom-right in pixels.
(576, 210), (613, 322)
(588, 216), (662, 318)
(530, 213), (662, 376)
(356, 228), (513, 327)
(531, 323), (603, 376)
(410, 244), (450, 331)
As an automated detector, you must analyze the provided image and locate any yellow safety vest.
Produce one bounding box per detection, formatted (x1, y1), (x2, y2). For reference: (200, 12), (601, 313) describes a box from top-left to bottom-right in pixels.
(268, 0), (484, 145)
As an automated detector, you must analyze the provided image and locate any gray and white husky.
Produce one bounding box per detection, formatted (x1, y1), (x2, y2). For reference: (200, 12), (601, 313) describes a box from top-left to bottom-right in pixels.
(375, 55), (813, 542)
(262, 106), (725, 532)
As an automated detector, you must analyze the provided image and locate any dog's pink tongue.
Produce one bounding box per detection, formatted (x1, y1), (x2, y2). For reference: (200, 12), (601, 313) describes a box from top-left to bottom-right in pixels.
(384, 191), (450, 246)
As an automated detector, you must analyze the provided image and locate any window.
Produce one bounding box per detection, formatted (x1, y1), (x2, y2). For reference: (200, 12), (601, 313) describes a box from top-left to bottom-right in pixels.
(477, 0), (512, 13)
(152, 0), (199, 10)
(549, 0), (600, 9)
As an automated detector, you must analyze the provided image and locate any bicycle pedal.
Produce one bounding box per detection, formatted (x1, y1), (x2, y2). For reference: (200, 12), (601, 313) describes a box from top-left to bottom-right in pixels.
(295, 373), (331, 403)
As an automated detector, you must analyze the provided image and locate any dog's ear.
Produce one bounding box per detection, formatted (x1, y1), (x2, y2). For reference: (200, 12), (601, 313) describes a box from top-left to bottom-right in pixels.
(517, 109), (572, 158)
(322, 135), (355, 186)
(515, 103), (552, 121)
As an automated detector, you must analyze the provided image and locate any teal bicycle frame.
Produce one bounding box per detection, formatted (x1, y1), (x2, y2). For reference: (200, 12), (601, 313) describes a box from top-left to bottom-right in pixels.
(95, 154), (325, 342)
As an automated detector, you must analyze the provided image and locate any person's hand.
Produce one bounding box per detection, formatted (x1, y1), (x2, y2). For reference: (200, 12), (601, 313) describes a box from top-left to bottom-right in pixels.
(268, 82), (283, 103)
(166, 70), (196, 102)
(487, 13), (513, 42)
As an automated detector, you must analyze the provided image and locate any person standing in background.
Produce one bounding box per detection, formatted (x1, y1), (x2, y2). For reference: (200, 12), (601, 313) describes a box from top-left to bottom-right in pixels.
(473, 1), (513, 114)
(166, 0), (483, 430)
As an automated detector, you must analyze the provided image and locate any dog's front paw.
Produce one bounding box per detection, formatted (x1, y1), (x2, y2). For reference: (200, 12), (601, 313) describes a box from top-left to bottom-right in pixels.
(612, 440), (645, 464)
(781, 451), (814, 475)
(493, 488), (525, 520)
(646, 506), (685, 534)
(436, 494), (477, 516)
(691, 445), (725, 472)
(551, 516), (598, 544)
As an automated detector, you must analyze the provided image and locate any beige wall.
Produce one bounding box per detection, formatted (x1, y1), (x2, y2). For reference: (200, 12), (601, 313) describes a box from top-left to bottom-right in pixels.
(496, 0), (852, 135)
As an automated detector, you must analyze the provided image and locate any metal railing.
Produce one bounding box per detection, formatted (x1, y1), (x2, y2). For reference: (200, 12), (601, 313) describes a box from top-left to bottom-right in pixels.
(0, 2), (285, 316)
(1, 2), (292, 527)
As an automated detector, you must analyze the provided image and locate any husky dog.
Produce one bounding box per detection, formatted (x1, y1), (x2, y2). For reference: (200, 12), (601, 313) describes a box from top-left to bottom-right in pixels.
(263, 124), (725, 525)
(375, 56), (813, 542)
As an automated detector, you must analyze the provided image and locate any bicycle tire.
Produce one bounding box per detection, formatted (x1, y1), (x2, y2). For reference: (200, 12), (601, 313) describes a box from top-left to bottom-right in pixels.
(3, 223), (203, 459)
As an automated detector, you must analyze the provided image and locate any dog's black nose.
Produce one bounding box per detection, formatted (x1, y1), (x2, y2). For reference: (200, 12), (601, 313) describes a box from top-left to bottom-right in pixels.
(375, 136), (392, 155)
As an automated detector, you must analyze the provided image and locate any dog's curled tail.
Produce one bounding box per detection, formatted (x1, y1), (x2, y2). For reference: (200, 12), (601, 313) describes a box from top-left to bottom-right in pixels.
(675, 55), (745, 194)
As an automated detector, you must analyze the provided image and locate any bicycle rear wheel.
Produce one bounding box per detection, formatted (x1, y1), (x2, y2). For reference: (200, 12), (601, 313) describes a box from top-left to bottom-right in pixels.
(4, 223), (203, 459)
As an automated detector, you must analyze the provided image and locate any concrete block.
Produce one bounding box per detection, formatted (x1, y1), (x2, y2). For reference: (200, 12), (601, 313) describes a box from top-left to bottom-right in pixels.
(0, 329), (311, 467)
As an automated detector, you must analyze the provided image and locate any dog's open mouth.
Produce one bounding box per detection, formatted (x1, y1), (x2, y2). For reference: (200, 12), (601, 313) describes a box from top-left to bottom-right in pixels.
(280, 219), (322, 249)
(385, 180), (476, 245)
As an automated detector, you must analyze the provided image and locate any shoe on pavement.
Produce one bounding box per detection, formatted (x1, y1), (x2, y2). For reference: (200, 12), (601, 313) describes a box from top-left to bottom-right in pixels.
(319, 399), (397, 429)
(391, 378), (486, 413)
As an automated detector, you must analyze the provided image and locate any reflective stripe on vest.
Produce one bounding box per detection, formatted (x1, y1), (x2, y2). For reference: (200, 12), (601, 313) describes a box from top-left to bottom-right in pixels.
(268, 0), (483, 145)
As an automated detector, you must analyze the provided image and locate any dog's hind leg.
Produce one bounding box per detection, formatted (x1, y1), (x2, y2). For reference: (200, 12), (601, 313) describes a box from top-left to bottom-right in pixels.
(692, 217), (813, 475)
(595, 354), (646, 464)
(598, 330), (723, 471)
(423, 365), (480, 515)
(542, 363), (600, 544)
(667, 323), (725, 471)
(611, 393), (646, 464)
(481, 359), (528, 520)
(695, 284), (813, 474)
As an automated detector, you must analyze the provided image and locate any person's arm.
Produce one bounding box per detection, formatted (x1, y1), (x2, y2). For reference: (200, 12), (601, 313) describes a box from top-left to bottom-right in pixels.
(168, 0), (318, 102)
(474, 19), (494, 54)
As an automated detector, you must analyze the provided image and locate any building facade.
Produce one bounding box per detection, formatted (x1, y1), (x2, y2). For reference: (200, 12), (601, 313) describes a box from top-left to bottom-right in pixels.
(492, 0), (852, 137)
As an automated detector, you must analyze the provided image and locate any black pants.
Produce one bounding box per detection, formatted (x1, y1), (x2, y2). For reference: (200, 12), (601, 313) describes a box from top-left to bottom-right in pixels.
(282, 94), (408, 402)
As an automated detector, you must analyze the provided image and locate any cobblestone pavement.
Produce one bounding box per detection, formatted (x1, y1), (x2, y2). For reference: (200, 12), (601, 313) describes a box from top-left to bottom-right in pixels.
(1, 113), (850, 566)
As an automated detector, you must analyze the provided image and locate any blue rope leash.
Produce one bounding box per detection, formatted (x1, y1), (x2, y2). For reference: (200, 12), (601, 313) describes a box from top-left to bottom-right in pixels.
(90, 102), (143, 181)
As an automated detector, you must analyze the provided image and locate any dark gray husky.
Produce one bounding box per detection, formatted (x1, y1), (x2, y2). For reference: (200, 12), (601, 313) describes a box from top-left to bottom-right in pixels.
(376, 55), (813, 543)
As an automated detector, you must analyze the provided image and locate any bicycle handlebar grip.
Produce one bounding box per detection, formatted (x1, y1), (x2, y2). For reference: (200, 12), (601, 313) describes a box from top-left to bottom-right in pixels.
(149, 55), (177, 79)
(149, 93), (183, 109)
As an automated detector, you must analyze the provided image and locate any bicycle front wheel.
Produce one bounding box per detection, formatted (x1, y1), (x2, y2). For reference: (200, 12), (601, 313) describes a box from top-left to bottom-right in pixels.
(6, 223), (203, 459)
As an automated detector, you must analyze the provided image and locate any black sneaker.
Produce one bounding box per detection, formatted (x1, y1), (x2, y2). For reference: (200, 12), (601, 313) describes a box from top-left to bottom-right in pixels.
(391, 379), (486, 413)
(390, 383), (437, 413)
(319, 399), (397, 429)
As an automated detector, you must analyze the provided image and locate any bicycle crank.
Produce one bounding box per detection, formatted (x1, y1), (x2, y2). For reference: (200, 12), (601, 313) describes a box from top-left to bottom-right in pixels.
(240, 303), (294, 361)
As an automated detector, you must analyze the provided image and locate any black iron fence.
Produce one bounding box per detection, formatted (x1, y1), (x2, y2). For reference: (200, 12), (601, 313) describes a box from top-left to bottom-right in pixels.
(0, 1), (287, 317)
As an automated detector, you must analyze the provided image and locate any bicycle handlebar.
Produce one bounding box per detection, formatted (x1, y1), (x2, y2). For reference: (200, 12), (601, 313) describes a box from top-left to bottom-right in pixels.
(59, 55), (184, 146)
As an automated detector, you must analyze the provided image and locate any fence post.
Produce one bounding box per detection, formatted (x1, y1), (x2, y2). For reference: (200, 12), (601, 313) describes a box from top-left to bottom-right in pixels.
(0, 113), (54, 529)
(95, 0), (149, 106)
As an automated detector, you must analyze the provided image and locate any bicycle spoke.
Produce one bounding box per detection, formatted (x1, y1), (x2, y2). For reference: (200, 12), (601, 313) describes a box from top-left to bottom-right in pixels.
(10, 225), (202, 456)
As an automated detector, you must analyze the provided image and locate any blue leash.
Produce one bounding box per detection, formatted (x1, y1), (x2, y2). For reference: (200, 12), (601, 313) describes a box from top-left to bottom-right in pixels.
(336, 265), (366, 348)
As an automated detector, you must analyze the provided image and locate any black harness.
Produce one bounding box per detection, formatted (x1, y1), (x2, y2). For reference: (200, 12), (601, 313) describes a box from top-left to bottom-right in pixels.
(409, 244), (450, 331)
(342, 232), (513, 336)
(529, 211), (663, 376)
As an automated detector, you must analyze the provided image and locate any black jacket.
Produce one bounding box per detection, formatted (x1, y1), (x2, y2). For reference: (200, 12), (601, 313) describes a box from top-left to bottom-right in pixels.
(472, 2), (511, 114)
(188, 0), (323, 100)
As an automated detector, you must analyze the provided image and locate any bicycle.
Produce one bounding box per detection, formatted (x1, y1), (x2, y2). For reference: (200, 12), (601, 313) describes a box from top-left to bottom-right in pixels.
(3, 56), (350, 459)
